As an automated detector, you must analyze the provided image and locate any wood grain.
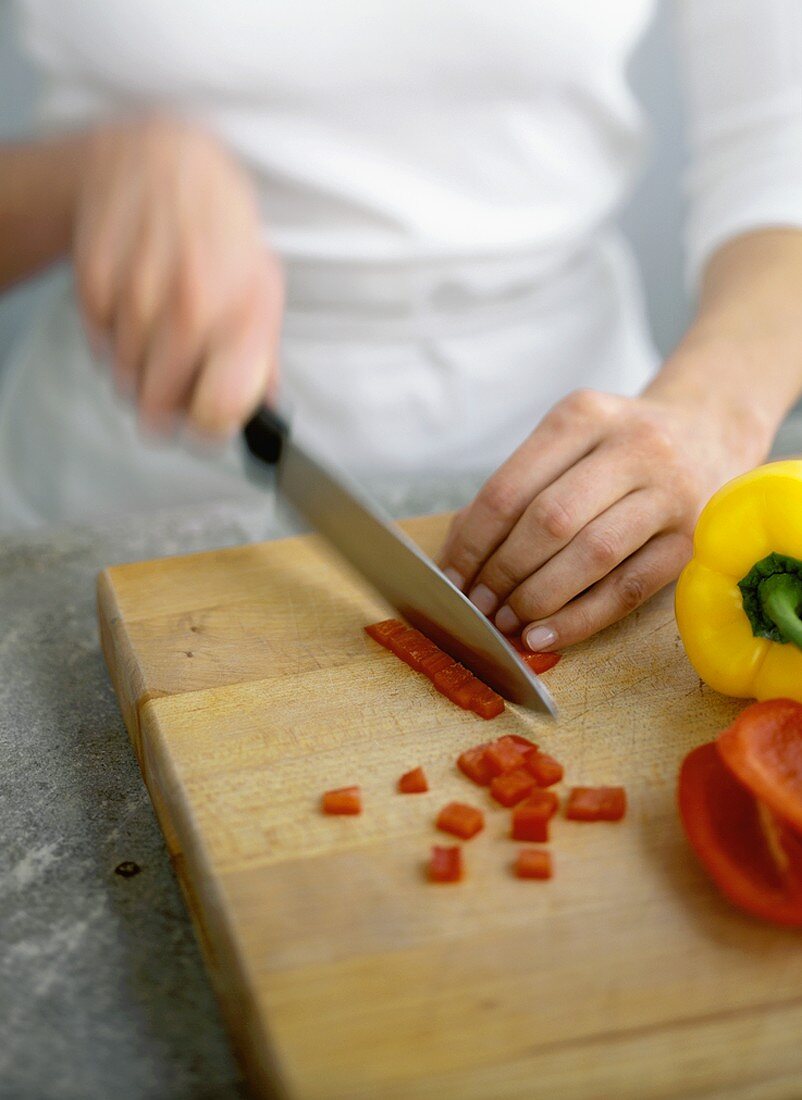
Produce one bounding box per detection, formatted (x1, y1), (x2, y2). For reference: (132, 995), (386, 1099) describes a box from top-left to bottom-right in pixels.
(98, 513), (802, 1100)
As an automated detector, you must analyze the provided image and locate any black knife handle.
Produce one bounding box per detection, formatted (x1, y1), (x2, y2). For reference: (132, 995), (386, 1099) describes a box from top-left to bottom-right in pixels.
(243, 405), (290, 466)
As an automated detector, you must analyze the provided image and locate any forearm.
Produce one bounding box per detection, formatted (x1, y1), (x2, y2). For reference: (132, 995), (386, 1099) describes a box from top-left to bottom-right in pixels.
(0, 133), (87, 293)
(646, 228), (802, 456)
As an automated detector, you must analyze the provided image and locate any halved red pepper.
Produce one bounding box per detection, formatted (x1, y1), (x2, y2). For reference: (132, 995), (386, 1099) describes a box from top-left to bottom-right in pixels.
(321, 786), (362, 815)
(429, 845), (463, 883)
(398, 766), (429, 794)
(678, 742), (802, 926)
(489, 769), (536, 807)
(716, 699), (802, 833)
(436, 801), (485, 840)
(514, 849), (553, 880)
(565, 786), (626, 821)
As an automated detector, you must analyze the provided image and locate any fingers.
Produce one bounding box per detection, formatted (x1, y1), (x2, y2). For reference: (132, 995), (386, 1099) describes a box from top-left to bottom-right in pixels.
(439, 390), (614, 587)
(516, 530), (692, 651)
(466, 441), (645, 616)
(492, 488), (670, 633)
(187, 256), (283, 437)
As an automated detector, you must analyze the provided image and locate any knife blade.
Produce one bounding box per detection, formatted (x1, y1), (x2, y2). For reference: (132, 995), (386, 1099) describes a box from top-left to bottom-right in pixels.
(243, 407), (556, 716)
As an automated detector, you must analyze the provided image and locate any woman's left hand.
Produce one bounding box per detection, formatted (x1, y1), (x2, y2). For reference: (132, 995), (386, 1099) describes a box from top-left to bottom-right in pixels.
(438, 386), (769, 651)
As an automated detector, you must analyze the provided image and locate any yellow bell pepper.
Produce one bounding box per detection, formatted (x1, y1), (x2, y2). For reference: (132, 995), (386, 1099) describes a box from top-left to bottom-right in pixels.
(676, 460), (802, 702)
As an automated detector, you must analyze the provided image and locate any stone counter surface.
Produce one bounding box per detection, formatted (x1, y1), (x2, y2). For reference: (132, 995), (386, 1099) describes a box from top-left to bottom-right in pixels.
(2, 416), (801, 1100)
(0, 475), (480, 1100)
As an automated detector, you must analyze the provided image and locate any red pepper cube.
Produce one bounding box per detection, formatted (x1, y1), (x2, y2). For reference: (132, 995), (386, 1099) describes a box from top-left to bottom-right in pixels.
(436, 801), (485, 840)
(432, 664), (474, 708)
(420, 651), (454, 676)
(388, 625), (423, 660)
(565, 786), (627, 822)
(523, 789), (560, 818)
(398, 766), (429, 794)
(429, 845), (463, 883)
(511, 802), (551, 842)
(484, 737), (527, 777)
(507, 734), (539, 751)
(526, 752), (564, 788)
(321, 786), (362, 815)
(365, 619), (406, 646)
(515, 849), (553, 880)
(469, 682), (505, 720)
(490, 769), (537, 807)
(457, 744), (493, 786)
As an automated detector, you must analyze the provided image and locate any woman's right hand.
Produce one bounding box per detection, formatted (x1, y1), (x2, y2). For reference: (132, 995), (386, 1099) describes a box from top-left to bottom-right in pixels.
(73, 114), (283, 438)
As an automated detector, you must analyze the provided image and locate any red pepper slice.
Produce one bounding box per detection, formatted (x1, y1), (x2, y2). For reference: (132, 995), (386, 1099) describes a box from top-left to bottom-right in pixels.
(525, 751), (564, 788)
(429, 845), (463, 883)
(509, 635), (562, 674)
(436, 801), (485, 840)
(457, 744), (493, 786)
(484, 736), (527, 777)
(511, 802), (552, 842)
(716, 699), (802, 833)
(678, 742), (802, 926)
(398, 766), (429, 794)
(565, 786), (626, 821)
(489, 769), (537, 807)
(514, 849), (553, 880)
(321, 786), (362, 815)
(365, 619), (505, 720)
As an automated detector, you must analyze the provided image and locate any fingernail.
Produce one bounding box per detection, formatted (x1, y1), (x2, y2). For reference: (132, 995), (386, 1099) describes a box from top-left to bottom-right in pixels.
(523, 624), (557, 651)
(443, 567), (465, 590)
(495, 605), (521, 633)
(468, 584), (498, 616)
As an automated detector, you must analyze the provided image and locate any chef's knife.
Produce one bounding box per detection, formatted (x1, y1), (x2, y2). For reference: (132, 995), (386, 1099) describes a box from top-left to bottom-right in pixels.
(243, 407), (556, 716)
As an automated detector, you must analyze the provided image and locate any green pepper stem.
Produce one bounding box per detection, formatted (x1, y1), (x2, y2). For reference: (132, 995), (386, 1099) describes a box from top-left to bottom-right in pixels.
(760, 572), (802, 649)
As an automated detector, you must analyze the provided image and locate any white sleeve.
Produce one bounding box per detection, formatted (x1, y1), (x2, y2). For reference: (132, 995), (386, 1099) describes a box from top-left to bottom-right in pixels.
(675, 0), (802, 287)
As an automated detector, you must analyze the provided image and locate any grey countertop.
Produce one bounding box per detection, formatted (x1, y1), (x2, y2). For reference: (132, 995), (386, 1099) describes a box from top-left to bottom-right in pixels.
(3, 413), (802, 1100)
(0, 474), (482, 1100)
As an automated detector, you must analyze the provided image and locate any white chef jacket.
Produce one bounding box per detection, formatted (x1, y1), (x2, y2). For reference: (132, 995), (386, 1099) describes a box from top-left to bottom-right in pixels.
(1, 0), (801, 530)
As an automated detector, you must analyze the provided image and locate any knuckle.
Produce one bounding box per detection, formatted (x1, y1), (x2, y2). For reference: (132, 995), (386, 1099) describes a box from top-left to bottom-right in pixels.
(530, 494), (573, 542)
(479, 477), (521, 524)
(616, 570), (649, 612)
(563, 388), (612, 420)
(583, 527), (620, 569)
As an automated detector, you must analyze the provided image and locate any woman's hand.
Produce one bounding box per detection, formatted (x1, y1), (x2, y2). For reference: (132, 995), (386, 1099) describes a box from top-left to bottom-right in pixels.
(73, 114), (283, 438)
(439, 383), (771, 651)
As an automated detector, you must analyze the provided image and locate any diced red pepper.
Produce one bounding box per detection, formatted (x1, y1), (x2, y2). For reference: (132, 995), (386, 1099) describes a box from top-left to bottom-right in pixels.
(511, 802), (551, 842)
(436, 801), (485, 840)
(490, 769), (537, 807)
(509, 635), (562, 674)
(457, 743), (493, 786)
(526, 751), (564, 788)
(565, 786), (627, 822)
(398, 766), (429, 794)
(679, 741), (802, 926)
(484, 737), (527, 777)
(522, 789), (560, 818)
(716, 699), (802, 833)
(429, 845), (463, 883)
(469, 681), (506, 720)
(507, 734), (539, 751)
(514, 849), (553, 880)
(365, 619), (505, 720)
(321, 786), (362, 815)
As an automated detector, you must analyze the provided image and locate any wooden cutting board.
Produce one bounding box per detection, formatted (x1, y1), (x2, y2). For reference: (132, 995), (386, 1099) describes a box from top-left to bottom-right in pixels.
(98, 513), (802, 1100)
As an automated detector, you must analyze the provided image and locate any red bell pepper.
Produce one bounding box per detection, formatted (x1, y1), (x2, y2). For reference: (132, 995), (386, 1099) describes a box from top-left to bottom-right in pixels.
(509, 635), (562, 674)
(679, 742), (802, 926)
(436, 801), (485, 840)
(525, 751), (564, 788)
(511, 801), (552, 842)
(514, 849), (553, 880)
(716, 699), (802, 833)
(321, 786), (362, 815)
(489, 769), (537, 807)
(398, 766), (429, 794)
(429, 845), (463, 883)
(457, 743), (493, 786)
(565, 786), (626, 821)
